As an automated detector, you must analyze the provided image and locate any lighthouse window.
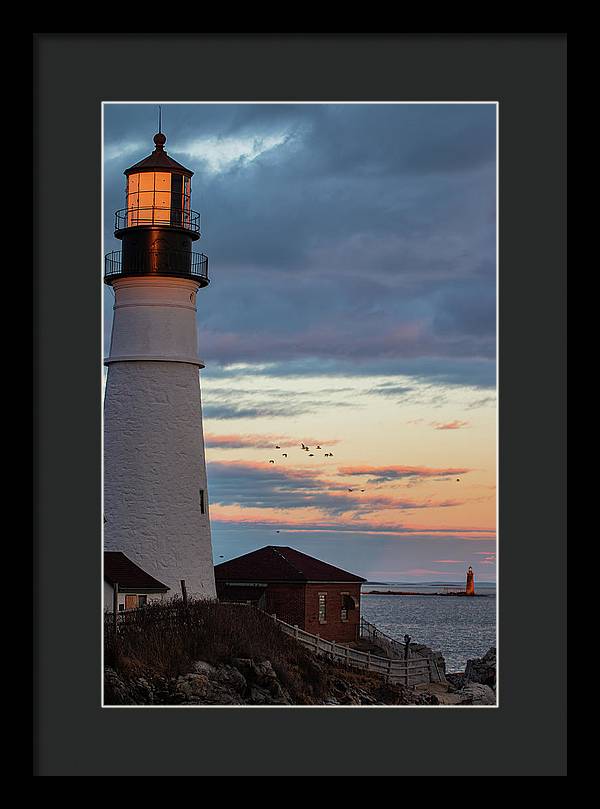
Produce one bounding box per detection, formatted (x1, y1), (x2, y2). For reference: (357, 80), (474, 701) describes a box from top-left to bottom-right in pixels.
(199, 488), (206, 515)
(126, 171), (191, 228)
(171, 174), (183, 226)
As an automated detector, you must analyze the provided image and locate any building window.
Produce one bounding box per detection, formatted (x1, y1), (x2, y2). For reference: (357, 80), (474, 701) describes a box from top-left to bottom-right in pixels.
(138, 594), (148, 607)
(341, 592), (349, 622)
(318, 592), (327, 623)
(118, 603), (124, 612)
(199, 488), (206, 515)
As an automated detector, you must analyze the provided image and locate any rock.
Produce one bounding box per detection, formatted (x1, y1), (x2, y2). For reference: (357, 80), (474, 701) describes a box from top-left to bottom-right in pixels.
(104, 668), (134, 705)
(464, 647), (496, 688)
(445, 672), (466, 691)
(176, 672), (245, 705)
(255, 660), (277, 683)
(192, 660), (217, 676)
(248, 684), (290, 705)
(455, 682), (496, 705)
(104, 668), (157, 705)
(176, 673), (210, 700)
(215, 664), (247, 694)
(231, 657), (254, 673)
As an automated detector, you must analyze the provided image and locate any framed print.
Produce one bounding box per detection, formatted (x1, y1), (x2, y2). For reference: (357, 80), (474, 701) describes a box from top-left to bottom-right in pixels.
(34, 33), (566, 776)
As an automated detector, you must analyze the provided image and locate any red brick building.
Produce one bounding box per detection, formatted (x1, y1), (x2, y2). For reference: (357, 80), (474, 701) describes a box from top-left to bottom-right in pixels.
(214, 546), (366, 643)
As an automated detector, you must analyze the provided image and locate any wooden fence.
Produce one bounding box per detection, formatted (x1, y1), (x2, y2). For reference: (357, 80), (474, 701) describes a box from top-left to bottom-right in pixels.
(269, 614), (438, 686)
(104, 600), (442, 687)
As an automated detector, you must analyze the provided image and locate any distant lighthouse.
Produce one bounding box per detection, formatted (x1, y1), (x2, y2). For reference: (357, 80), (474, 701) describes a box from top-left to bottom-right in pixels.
(466, 565), (475, 596)
(103, 127), (216, 599)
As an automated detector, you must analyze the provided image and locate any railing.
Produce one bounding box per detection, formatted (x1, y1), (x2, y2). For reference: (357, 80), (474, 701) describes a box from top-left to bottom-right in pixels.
(360, 617), (410, 657)
(104, 250), (209, 283)
(269, 614), (436, 686)
(360, 617), (445, 682)
(114, 207), (201, 234)
(104, 602), (440, 686)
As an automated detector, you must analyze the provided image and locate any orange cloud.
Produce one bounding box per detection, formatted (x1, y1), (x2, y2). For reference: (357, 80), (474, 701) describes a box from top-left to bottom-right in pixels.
(209, 506), (496, 539)
(205, 433), (340, 449)
(431, 420), (470, 430)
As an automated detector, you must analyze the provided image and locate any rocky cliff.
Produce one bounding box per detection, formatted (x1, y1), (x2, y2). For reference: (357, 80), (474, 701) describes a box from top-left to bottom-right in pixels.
(104, 655), (440, 706)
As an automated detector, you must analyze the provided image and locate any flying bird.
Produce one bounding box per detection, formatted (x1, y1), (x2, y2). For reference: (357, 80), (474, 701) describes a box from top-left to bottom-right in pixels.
(275, 445), (281, 449)
(301, 443), (307, 449)
(282, 453), (288, 457)
(347, 488), (353, 492)
(316, 445), (321, 449)
(309, 454), (314, 457)
(276, 530), (280, 533)
(456, 478), (461, 482)
(269, 460), (275, 463)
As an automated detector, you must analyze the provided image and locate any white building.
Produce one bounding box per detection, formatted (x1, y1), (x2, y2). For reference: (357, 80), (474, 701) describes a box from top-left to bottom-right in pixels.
(104, 551), (170, 612)
(103, 129), (216, 599)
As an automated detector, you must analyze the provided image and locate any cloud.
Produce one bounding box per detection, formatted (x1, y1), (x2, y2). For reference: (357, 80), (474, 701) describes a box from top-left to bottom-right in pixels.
(207, 460), (468, 518)
(431, 420), (470, 430)
(338, 465), (472, 484)
(104, 104), (497, 386)
(432, 559), (465, 564)
(205, 433), (339, 449)
(210, 513), (496, 540)
(177, 132), (291, 173)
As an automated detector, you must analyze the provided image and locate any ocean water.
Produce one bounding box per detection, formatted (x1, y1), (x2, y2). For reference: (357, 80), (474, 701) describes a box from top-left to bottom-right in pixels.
(360, 582), (497, 673)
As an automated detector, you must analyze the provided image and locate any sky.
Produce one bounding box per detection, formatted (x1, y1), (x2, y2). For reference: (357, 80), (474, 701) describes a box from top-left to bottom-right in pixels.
(103, 102), (497, 583)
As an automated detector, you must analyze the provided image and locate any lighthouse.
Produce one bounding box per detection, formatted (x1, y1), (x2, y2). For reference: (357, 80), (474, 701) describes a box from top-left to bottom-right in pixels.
(466, 565), (475, 596)
(103, 128), (216, 599)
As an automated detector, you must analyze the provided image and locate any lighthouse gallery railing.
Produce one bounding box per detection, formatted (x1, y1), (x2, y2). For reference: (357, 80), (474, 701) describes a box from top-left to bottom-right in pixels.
(104, 250), (209, 282)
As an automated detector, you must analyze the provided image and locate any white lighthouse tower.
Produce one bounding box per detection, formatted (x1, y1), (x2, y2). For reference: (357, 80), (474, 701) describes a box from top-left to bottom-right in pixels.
(103, 128), (216, 599)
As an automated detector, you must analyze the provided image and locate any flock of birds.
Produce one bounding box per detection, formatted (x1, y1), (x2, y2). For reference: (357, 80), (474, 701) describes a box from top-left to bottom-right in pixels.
(267, 442), (335, 464)
(260, 441), (462, 535)
(215, 440), (464, 552)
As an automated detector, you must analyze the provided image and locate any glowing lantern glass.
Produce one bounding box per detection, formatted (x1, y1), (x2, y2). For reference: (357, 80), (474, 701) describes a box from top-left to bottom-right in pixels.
(126, 170), (192, 228)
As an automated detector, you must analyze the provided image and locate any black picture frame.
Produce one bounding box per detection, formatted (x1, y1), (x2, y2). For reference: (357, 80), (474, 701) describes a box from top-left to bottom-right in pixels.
(34, 33), (566, 776)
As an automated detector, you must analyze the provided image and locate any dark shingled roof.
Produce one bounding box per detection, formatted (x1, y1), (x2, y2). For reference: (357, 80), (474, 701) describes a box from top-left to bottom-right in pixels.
(124, 143), (193, 177)
(214, 546), (366, 584)
(104, 552), (170, 592)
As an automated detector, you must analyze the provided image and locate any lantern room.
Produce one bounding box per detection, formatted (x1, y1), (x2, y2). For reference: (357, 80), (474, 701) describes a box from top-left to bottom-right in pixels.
(116, 132), (198, 234)
(105, 131), (208, 286)
(121, 133), (195, 231)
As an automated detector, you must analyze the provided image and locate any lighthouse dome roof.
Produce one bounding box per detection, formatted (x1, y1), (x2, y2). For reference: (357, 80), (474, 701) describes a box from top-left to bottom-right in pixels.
(124, 132), (194, 178)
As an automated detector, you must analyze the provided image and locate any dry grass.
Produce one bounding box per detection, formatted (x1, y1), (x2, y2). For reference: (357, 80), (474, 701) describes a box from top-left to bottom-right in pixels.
(105, 600), (330, 702)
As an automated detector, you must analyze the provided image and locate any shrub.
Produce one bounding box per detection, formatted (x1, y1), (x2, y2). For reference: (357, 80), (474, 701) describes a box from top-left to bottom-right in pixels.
(105, 600), (330, 702)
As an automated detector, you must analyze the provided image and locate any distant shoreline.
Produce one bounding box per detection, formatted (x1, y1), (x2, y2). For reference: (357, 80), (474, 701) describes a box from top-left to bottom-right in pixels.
(363, 590), (491, 598)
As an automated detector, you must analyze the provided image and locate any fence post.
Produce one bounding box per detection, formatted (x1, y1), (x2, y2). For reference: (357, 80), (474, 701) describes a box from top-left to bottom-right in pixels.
(345, 645), (350, 666)
(294, 624), (299, 639)
(331, 640), (336, 660)
(315, 634), (320, 653)
(271, 613), (277, 621)
(180, 579), (188, 606)
(387, 657), (393, 683)
(367, 652), (371, 671)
